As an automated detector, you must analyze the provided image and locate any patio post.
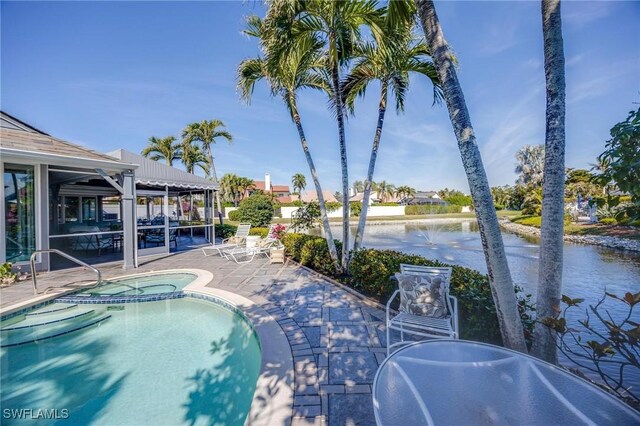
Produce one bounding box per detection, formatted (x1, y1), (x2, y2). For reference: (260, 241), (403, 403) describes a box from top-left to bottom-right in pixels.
(122, 170), (136, 269)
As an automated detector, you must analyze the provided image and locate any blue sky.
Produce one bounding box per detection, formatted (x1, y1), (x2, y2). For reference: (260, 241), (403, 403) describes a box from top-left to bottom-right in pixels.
(2, 1), (638, 193)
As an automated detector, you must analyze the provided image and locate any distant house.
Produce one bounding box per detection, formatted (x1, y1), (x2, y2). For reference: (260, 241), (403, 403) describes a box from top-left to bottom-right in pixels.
(301, 190), (339, 204)
(349, 191), (400, 205)
(402, 191), (448, 206)
(252, 173), (292, 203)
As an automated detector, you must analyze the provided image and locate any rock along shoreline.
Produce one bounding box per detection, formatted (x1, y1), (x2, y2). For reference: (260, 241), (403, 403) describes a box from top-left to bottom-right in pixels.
(498, 218), (640, 253)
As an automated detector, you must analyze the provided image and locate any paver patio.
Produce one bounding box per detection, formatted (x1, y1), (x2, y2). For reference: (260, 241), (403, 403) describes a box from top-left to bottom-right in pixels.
(0, 248), (393, 426)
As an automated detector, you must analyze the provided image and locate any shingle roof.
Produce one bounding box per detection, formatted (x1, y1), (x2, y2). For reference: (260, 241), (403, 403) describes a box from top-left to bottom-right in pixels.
(0, 127), (123, 163)
(301, 190), (339, 203)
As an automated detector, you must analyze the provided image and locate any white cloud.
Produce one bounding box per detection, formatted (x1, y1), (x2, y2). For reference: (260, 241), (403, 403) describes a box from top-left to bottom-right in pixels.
(564, 2), (612, 28)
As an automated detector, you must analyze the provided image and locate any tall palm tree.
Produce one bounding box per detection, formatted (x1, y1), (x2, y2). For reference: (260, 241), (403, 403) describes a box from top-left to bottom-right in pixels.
(237, 177), (255, 203)
(266, 0), (384, 270)
(237, 16), (340, 270)
(375, 180), (396, 202)
(182, 119), (233, 224)
(291, 173), (307, 202)
(343, 18), (442, 252)
(395, 185), (416, 202)
(531, 0), (566, 364)
(415, 0), (526, 351)
(220, 173), (240, 205)
(141, 136), (182, 166)
(181, 141), (210, 175)
(353, 180), (365, 194)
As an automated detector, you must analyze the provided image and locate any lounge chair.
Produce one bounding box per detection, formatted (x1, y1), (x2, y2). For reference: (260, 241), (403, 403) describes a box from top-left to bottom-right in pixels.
(386, 265), (458, 355)
(222, 238), (273, 264)
(202, 223), (251, 257)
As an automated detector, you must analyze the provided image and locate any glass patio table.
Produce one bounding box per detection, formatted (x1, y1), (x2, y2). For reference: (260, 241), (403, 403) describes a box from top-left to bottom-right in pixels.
(373, 340), (640, 425)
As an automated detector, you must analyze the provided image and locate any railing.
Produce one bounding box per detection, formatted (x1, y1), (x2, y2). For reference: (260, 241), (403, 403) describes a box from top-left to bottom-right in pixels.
(30, 249), (102, 295)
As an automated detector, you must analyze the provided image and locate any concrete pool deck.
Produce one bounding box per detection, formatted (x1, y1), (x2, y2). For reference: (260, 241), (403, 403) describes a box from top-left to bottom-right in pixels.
(1, 249), (391, 426)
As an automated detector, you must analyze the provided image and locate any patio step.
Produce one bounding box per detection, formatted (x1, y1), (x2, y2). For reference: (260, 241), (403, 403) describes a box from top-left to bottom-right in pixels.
(0, 309), (111, 347)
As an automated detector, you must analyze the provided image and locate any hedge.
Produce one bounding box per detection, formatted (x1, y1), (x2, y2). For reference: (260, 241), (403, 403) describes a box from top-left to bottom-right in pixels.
(249, 227), (270, 238)
(214, 224), (237, 239)
(228, 210), (242, 222)
(282, 232), (532, 345)
(405, 205), (462, 215)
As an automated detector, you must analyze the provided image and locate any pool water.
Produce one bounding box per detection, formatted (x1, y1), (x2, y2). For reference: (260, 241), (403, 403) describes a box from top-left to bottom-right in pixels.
(82, 272), (197, 296)
(0, 298), (261, 425)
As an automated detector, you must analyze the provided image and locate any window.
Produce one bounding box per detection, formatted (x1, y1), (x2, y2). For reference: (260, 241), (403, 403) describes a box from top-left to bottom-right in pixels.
(4, 164), (36, 262)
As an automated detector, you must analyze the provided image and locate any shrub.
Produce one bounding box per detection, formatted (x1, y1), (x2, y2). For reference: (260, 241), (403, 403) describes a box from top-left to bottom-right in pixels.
(325, 202), (342, 212)
(350, 202), (362, 217)
(299, 238), (342, 276)
(249, 227), (270, 238)
(373, 202), (400, 206)
(215, 224), (237, 239)
(283, 233), (317, 261)
(228, 210), (242, 222)
(279, 201), (304, 207)
(405, 205), (462, 215)
(494, 203), (505, 210)
(234, 194), (275, 227)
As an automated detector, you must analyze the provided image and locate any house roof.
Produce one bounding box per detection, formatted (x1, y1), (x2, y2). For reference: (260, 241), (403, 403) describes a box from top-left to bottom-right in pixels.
(107, 149), (219, 191)
(301, 190), (339, 203)
(0, 111), (49, 135)
(253, 180), (290, 193)
(0, 126), (134, 170)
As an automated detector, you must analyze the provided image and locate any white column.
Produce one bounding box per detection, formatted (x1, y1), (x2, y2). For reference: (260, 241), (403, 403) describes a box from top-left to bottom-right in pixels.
(122, 171), (136, 269)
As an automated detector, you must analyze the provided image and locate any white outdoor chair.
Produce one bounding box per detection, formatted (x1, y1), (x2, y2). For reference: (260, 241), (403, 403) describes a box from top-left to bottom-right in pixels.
(222, 239), (272, 264)
(202, 223), (251, 257)
(386, 265), (458, 355)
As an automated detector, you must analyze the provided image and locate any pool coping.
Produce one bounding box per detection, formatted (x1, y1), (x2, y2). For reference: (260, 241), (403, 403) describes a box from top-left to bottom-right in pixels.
(1, 268), (294, 426)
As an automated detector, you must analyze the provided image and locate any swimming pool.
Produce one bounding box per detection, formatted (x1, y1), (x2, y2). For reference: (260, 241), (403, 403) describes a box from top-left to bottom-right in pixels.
(0, 296), (262, 425)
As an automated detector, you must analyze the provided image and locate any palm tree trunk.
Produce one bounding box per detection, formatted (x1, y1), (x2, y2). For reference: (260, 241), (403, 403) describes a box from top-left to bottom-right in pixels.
(416, 0), (527, 352)
(353, 83), (388, 253)
(206, 146), (224, 225)
(531, 0), (566, 364)
(292, 105), (340, 270)
(332, 63), (350, 272)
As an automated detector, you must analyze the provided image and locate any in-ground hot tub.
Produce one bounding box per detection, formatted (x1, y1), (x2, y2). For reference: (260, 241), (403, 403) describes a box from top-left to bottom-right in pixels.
(0, 270), (262, 426)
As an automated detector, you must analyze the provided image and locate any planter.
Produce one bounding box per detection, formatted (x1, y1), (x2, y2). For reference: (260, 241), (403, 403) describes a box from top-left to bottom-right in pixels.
(270, 248), (285, 264)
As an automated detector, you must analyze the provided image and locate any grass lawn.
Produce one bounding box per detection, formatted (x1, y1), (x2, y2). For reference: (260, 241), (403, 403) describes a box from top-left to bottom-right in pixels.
(511, 215), (640, 241)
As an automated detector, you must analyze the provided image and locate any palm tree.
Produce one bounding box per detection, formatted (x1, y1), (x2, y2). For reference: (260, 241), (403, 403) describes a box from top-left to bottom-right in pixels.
(182, 119), (233, 224)
(141, 136), (182, 166)
(415, 0), (526, 351)
(266, 0), (384, 269)
(353, 180), (365, 194)
(220, 173), (240, 205)
(237, 177), (255, 203)
(343, 17), (442, 252)
(181, 141), (210, 175)
(531, 0), (566, 364)
(291, 173), (307, 202)
(237, 16), (340, 270)
(375, 180), (396, 202)
(395, 185), (416, 202)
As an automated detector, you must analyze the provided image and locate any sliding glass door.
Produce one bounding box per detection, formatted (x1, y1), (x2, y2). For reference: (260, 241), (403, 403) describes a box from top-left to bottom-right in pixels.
(4, 164), (36, 262)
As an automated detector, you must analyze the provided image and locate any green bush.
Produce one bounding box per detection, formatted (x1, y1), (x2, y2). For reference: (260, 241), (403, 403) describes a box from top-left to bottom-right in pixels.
(299, 238), (342, 276)
(347, 248), (507, 343)
(279, 201), (304, 207)
(215, 224), (237, 239)
(405, 205), (462, 215)
(228, 210), (242, 222)
(494, 203), (505, 210)
(234, 194), (275, 227)
(249, 227), (270, 238)
(283, 233), (317, 261)
(325, 202), (342, 212)
(373, 202), (400, 206)
(350, 202), (362, 217)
